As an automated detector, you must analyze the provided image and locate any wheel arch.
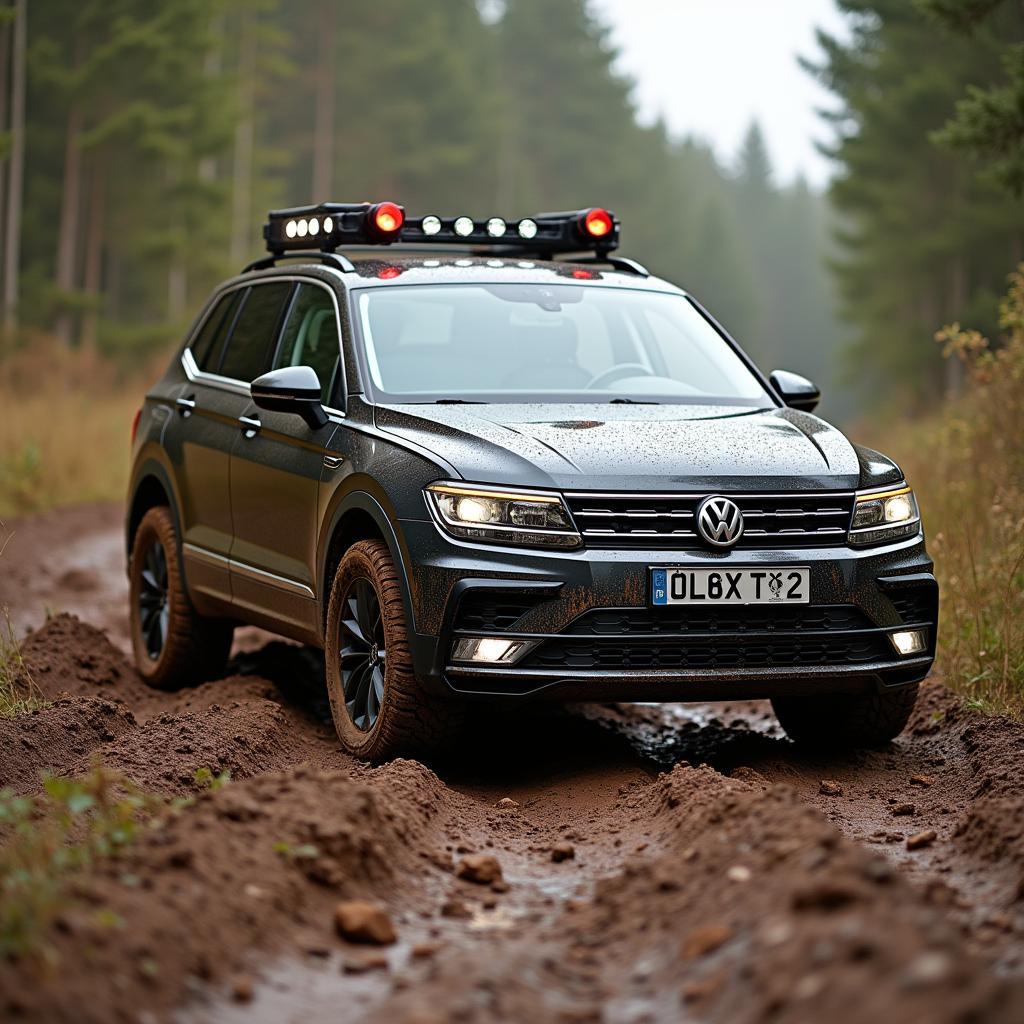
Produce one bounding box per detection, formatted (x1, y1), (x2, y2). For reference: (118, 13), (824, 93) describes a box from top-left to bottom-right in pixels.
(126, 457), (184, 571)
(318, 490), (416, 641)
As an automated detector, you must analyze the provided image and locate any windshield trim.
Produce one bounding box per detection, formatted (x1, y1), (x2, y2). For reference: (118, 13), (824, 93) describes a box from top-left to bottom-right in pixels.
(347, 282), (781, 409)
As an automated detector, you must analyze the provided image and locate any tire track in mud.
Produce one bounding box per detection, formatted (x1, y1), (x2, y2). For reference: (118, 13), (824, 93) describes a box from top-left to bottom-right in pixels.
(1, 504), (1023, 1022)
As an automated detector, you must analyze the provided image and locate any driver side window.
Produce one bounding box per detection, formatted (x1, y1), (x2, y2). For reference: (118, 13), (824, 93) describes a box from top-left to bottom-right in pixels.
(273, 283), (341, 405)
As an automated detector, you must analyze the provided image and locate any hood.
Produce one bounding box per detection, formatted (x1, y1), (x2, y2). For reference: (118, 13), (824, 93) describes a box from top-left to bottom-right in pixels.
(374, 403), (868, 492)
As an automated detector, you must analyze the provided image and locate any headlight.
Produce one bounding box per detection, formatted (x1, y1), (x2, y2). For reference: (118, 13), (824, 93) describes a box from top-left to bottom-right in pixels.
(849, 485), (920, 547)
(425, 482), (580, 548)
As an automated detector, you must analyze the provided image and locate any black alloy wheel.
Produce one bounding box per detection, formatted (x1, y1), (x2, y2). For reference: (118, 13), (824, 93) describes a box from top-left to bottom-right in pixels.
(137, 538), (170, 660)
(339, 576), (386, 731)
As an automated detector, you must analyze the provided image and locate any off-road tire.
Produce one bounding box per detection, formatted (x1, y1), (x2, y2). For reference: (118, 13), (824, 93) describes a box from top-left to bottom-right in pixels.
(129, 506), (233, 690)
(771, 683), (920, 749)
(325, 539), (465, 762)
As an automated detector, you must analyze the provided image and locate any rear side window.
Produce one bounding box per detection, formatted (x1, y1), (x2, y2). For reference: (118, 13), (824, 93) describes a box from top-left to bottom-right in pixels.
(191, 290), (242, 372)
(273, 283), (341, 404)
(218, 282), (293, 383)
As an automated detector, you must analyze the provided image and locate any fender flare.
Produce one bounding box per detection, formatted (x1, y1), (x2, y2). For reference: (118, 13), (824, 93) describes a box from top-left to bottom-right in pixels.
(125, 455), (185, 576)
(317, 489), (417, 640)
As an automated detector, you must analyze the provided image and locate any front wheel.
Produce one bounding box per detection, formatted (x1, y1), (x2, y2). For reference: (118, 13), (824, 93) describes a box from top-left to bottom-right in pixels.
(129, 506), (233, 690)
(325, 539), (464, 762)
(771, 683), (920, 749)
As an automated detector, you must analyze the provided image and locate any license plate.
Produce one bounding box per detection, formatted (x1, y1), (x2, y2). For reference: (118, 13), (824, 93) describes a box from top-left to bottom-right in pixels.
(651, 567), (810, 605)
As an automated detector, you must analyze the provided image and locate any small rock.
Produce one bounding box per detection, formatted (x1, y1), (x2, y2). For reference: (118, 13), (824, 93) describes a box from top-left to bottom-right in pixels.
(906, 829), (937, 851)
(482, 894), (498, 909)
(495, 797), (519, 809)
(681, 971), (725, 1003)
(411, 941), (439, 958)
(456, 853), (503, 885)
(819, 780), (843, 797)
(892, 803), (916, 817)
(333, 900), (396, 945)
(726, 865), (752, 883)
(905, 951), (951, 986)
(441, 898), (472, 919)
(681, 923), (732, 959)
(909, 774), (935, 788)
(551, 842), (576, 863)
(490, 878), (510, 894)
(342, 952), (389, 974)
(230, 975), (253, 1003)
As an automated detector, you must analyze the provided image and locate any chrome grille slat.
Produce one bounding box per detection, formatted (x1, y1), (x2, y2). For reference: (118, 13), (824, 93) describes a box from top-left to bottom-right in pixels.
(565, 491), (855, 550)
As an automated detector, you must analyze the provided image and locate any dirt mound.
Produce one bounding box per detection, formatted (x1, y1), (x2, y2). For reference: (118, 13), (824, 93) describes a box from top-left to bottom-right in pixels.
(0, 695), (135, 793)
(74, 698), (312, 796)
(0, 764), (452, 1023)
(16, 613), (151, 706)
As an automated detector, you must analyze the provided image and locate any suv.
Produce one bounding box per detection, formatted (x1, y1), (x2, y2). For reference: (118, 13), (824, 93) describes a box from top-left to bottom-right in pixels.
(126, 201), (937, 761)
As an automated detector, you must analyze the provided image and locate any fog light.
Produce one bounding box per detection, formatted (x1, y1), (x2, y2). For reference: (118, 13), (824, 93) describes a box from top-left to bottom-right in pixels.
(890, 629), (927, 656)
(452, 637), (538, 664)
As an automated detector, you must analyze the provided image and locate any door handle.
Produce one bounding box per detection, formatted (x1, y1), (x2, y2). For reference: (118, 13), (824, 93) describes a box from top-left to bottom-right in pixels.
(176, 396), (196, 418)
(238, 415), (262, 437)
(323, 455), (344, 471)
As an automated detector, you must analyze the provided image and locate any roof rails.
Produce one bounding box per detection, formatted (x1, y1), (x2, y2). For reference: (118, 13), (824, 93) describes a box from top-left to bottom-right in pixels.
(242, 250), (356, 275)
(263, 201), (621, 258)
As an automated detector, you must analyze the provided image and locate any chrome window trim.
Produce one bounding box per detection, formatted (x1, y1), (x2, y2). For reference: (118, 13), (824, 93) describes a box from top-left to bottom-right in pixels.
(180, 275), (346, 417)
(183, 543), (315, 600)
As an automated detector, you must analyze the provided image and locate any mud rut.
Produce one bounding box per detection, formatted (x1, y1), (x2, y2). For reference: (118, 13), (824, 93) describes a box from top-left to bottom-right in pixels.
(1, 505), (1023, 1024)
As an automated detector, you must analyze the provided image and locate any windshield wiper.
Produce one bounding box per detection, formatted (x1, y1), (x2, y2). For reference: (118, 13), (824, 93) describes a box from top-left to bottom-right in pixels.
(608, 397), (659, 404)
(434, 398), (488, 404)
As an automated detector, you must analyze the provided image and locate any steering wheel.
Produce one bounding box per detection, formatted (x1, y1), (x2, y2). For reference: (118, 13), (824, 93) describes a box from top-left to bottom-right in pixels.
(586, 363), (655, 390)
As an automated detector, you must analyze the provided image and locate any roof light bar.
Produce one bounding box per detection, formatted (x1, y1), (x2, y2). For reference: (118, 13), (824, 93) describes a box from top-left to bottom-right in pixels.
(263, 203), (620, 256)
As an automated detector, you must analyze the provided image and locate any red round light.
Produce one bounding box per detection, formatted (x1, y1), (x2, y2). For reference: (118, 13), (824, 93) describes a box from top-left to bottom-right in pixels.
(583, 208), (613, 238)
(377, 265), (402, 279)
(571, 269), (594, 280)
(372, 201), (404, 234)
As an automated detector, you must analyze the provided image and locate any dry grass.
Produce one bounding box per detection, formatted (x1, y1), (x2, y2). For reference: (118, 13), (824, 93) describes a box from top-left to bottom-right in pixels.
(864, 266), (1024, 716)
(0, 339), (162, 517)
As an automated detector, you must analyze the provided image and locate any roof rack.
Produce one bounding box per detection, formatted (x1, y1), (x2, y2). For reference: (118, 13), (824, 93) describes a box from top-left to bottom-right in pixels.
(569, 254), (649, 278)
(243, 250), (356, 274)
(262, 201), (621, 258)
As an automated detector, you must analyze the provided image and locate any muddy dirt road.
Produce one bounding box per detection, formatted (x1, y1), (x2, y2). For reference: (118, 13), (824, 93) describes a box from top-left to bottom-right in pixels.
(2, 504), (1023, 1023)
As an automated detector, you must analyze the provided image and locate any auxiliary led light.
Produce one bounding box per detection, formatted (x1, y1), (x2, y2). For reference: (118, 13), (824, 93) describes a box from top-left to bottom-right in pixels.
(890, 629), (927, 656)
(422, 215), (442, 235)
(285, 220), (298, 239)
(296, 219), (308, 238)
(323, 217), (333, 233)
(451, 637), (539, 665)
(454, 216), (474, 237)
(518, 218), (538, 240)
(308, 218), (319, 236)
(486, 217), (507, 238)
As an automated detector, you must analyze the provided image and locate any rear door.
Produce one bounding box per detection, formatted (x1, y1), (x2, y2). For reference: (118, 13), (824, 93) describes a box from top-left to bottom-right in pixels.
(227, 280), (341, 641)
(169, 286), (249, 608)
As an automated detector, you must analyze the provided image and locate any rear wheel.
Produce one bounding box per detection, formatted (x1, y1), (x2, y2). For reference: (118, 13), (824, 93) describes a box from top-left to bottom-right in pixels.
(129, 507), (233, 690)
(325, 539), (464, 762)
(772, 683), (920, 749)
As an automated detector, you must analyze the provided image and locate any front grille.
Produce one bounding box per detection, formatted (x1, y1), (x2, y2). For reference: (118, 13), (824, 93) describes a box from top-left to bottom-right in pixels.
(521, 633), (891, 671)
(566, 604), (875, 636)
(564, 492), (855, 549)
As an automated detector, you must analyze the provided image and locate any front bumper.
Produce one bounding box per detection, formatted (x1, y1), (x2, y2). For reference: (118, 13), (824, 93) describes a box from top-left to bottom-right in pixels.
(399, 518), (938, 702)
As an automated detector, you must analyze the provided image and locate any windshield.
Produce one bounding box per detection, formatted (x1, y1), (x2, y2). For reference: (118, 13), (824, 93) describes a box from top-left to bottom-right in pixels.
(355, 284), (773, 405)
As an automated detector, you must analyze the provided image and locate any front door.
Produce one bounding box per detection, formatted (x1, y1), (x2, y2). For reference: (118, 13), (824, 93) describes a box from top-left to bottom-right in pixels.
(228, 280), (342, 641)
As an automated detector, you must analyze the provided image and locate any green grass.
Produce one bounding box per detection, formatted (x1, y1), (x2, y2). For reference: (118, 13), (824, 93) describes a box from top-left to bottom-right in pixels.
(0, 765), (166, 959)
(863, 266), (1024, 716)
(0, 608), (47, 717)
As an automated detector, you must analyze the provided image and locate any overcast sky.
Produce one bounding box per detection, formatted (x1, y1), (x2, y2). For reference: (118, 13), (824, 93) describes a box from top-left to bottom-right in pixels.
(590, 0), (849, 188)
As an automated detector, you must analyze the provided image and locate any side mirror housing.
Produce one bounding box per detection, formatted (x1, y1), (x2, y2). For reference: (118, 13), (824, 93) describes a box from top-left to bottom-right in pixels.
(250, 366), (329, 430)
(769, 369), (820, 413)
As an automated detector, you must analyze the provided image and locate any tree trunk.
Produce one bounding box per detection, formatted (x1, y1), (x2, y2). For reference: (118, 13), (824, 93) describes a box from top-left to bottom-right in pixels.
(2, 0), (26, 335)
(55, 95), (84, 347)
(0, 12), (11, 314)
(80, 157), (105, 354)
(311, 0), (336, 200)
(230, 19), (256, 265)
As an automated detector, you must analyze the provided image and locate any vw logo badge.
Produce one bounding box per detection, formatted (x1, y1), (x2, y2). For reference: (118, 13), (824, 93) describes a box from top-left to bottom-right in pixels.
(696, 495), (744, 548)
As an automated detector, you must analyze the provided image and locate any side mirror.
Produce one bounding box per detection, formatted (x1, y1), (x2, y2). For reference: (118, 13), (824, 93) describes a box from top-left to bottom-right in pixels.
(769, 369), (820, 413)
(250, 366), (329, 430)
